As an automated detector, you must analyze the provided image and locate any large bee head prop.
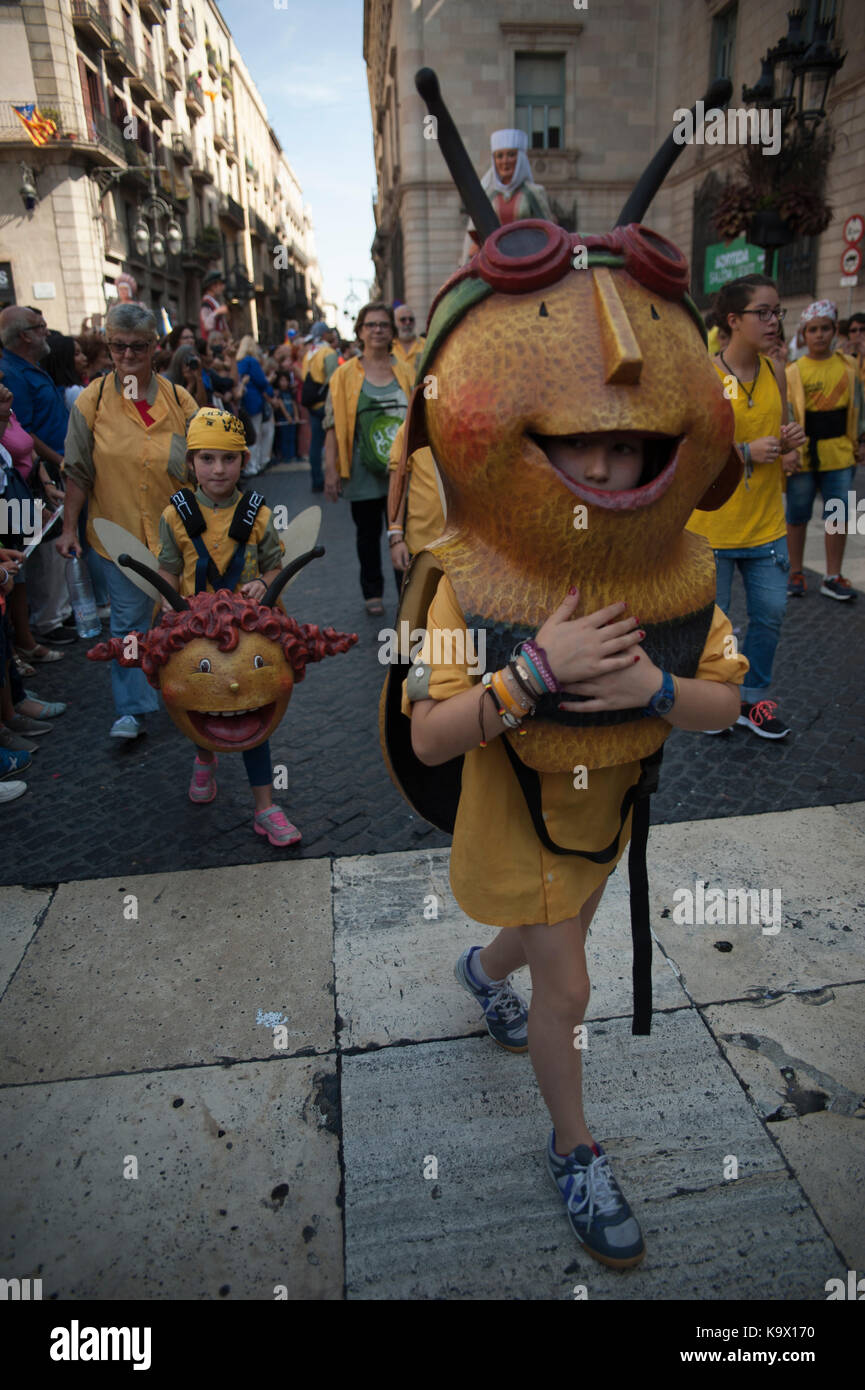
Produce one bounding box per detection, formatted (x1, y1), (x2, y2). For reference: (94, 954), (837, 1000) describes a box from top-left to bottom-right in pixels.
(395, 70), (741, 773)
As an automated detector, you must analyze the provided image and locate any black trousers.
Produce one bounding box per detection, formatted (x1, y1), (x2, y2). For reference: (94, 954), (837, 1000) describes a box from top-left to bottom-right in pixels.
(350, 497), (403, 600)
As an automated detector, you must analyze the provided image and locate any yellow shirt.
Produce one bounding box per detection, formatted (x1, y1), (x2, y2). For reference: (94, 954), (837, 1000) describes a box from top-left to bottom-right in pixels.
(63, 373), (198, 559)
(402, 574), (748, 927)
(687, 355), (784, 550)
(387, 422), (446, 553)
(156, 487), (283, 596)
(785, 353), (854, 472)
(392, 337), (426, 374)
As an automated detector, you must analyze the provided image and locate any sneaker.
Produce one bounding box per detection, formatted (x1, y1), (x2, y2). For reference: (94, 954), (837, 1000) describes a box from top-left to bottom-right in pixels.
(6, 714), (52, 736)
(34, 626), (78, 645)
(0, 780), (28, 803)
(547, 1132), (646, 1269)
(0, 730), (38, 753)
(820, 575), (856, 601)
(455, 946), (529, 1052)
(253, 806), (302, 846)
(109, 715), (143, 739)
(0, 748), (32, 779)
(736, 699), (789, 739)
(787, 571), (807, 597)
(189, 753), (218, 803)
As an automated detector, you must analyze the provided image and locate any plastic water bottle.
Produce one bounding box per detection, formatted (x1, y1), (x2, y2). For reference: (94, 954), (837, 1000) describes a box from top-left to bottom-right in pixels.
(66, 551), (101, 638)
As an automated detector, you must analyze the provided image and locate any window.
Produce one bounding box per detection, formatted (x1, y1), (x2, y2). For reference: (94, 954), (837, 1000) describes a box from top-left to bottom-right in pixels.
(710, 3), (737, 83)
(515, 53), (564, 150)
(775, 236), (816, 298)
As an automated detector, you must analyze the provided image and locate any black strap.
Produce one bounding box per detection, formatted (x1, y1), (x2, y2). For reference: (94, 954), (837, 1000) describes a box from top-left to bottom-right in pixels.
(804, 406), (847, 471)
(500, 736), (662, 1035)
(170, 488), (207, 537)
(227, 489), (264, 544)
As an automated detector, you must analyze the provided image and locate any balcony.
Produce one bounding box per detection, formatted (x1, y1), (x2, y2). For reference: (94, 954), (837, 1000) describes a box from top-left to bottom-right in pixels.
(205, 44), (218, 79)
(139, 0), (166, 26)
(105, 27), (139, 77)
(100, 216), (127, 259)
(171, 130), (192, 164)
(185, 77), (205, 119)
(218, 192), (245, 229)
(130, 60), (162, 105)
(150, 79), (174, 122)
(213, 124), (231, 154)
(70, 1), (113, 48)
(190, 157), (214, 185)
(178, 9), (195, 50)
(89, 108), (126, 162)
(165, 51), (183, 90)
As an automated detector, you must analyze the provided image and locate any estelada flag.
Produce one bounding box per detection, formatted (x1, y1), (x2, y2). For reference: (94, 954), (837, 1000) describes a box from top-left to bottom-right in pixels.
(13, 103), (58, 146)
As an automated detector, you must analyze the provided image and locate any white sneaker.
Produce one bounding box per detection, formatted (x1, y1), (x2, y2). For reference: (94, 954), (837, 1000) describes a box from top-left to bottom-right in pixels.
(0, 781), (28, 802)
(110, 715), (143, 739)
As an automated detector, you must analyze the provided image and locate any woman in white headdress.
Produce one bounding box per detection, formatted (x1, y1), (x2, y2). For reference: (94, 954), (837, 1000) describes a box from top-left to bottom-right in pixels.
(461, 128), (555, 261)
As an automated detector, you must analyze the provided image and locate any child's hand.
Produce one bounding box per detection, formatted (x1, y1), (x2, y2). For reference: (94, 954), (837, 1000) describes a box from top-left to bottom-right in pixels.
(240, 578), (267, 602)
(748, 436), (782, 464)
(781, 450), (801, 476)
(780, 421), (806, 451)
(535, 588), (644, 685)
(560, 643), (661, 713)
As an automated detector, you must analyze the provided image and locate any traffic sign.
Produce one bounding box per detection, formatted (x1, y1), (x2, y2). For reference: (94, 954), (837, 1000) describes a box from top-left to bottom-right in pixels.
(842, 214), (864, 245)
(840, 275), (858, 288)
(840, 245), (861, 276)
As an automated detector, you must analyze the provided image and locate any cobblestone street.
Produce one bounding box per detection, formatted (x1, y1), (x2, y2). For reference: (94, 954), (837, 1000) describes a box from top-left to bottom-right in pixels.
(5, 461), (864, 886)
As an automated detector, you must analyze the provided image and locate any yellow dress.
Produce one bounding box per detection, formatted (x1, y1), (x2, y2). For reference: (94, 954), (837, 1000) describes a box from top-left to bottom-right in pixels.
(402, 574), (749, 927)
(687, 355), (784, 550)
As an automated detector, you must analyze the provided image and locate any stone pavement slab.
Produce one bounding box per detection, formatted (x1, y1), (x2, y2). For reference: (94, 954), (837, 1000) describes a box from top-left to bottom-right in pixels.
(0, 1056), (341, 1300)
(0, 886), (50, 993)
(0, 860), (333, 1086)
(333, 848), (689, 1051)
(341, 1015), (843, 1301)
(705, 984), (865, 1270)
(647, 806), (865, 1004)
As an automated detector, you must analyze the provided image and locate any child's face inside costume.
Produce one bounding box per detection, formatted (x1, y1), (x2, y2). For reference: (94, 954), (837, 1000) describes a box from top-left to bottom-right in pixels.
(189, 448), (246, 501)
(803, 317), (835, 358)
(538, 431), (645, 494)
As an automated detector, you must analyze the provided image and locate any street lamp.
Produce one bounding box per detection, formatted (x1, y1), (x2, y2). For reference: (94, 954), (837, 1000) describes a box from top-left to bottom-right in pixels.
(792, 19), (846, 129)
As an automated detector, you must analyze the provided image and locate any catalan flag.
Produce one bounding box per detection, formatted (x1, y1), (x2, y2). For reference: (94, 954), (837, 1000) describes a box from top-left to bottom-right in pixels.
(13, 103), (57, 146)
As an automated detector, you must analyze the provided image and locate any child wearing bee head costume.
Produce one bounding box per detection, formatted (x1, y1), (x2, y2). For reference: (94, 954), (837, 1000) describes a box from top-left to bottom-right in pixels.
(156, 407), (300, 847)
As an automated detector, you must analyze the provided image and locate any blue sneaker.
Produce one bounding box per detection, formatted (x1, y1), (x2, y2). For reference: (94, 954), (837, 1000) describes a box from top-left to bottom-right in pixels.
(0, 747), (32, 779)
(454, 947), (529, 1052)
(547, 1132), (645, 1268)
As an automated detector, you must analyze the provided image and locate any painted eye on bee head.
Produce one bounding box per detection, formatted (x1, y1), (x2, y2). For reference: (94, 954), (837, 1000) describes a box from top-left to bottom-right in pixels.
(253, 654), (265, 669)
(197, 658), (211, 673)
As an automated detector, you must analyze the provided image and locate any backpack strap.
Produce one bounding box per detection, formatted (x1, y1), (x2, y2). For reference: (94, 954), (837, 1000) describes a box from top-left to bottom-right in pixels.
(170, 488), (265, 595)
(500, 737), (663, 1035)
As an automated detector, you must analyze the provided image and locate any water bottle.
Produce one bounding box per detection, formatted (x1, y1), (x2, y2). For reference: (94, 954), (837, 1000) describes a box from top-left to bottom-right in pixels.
(66, 551), (101, 638)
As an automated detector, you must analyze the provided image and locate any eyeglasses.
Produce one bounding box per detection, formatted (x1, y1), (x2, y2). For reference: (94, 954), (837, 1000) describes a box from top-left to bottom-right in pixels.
(397, 316), (415, 325)
(362, 321), (391, 331)
(740, 307), (787, 323)
(107, 340), (152, 356)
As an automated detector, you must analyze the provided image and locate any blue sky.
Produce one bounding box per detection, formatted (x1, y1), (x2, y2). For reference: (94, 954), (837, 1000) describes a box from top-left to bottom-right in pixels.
(217, 0), (376, 336)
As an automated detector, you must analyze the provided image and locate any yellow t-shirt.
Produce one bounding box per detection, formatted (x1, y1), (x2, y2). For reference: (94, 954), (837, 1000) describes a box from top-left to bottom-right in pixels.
(156, 488), (283, 596)
(687, 355), (784, 550)
(402, 574), (748, 928)
(791, 353), (854, 472)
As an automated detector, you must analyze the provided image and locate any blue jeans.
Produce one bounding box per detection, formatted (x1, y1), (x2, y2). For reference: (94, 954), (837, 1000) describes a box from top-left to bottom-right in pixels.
(274, 420), (297, 462)
(713, 538), (789, 703)
(785, 463), (856, 527)
(90, 551), (160, 718)
(307, 409), (325, 489)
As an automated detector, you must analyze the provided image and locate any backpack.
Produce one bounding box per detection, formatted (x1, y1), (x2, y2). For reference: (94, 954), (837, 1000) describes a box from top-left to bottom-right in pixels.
(379, 550), (663, 1035)
(169, 486), (266, 594)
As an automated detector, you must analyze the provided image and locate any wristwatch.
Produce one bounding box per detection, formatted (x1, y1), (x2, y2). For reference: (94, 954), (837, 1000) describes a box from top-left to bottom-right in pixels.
(643, 669), (676, 717)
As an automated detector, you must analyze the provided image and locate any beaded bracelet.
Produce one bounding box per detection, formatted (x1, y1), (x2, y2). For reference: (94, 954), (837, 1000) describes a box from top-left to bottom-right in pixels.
(520, 639), (560, 693)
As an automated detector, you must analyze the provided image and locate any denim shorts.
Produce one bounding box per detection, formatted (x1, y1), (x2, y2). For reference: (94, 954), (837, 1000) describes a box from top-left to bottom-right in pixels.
(785, 464), (855, 527)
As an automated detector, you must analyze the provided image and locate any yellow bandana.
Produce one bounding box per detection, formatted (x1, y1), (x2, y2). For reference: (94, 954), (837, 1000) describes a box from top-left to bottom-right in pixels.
(186, 408), (247, 453)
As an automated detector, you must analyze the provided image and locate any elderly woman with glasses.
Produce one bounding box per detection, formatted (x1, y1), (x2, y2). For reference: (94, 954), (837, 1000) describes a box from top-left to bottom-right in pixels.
(323, 301), (415, 616)
(56, 303), (199, 739)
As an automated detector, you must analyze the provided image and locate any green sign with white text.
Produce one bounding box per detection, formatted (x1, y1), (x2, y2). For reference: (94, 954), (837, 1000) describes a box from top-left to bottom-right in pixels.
(704, 237), (766, 296)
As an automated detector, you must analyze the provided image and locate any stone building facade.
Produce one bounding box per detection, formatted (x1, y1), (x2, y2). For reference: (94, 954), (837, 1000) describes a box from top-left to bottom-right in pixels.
(0, 0), (323, 339)
(365, 0), (865, 329)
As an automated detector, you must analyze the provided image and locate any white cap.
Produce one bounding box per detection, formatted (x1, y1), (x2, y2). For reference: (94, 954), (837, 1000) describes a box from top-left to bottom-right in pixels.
(490, 128), (528, 152)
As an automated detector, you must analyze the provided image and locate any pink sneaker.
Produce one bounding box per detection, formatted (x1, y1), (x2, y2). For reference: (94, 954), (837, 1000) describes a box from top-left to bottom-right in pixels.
(189, 753), (218, 803)
(253, 806), (302, 846)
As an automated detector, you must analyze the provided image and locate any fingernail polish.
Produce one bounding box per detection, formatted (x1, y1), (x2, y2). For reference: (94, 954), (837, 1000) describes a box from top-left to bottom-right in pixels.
(633, 654), (640, 663)
(568, 586), (577, 595)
